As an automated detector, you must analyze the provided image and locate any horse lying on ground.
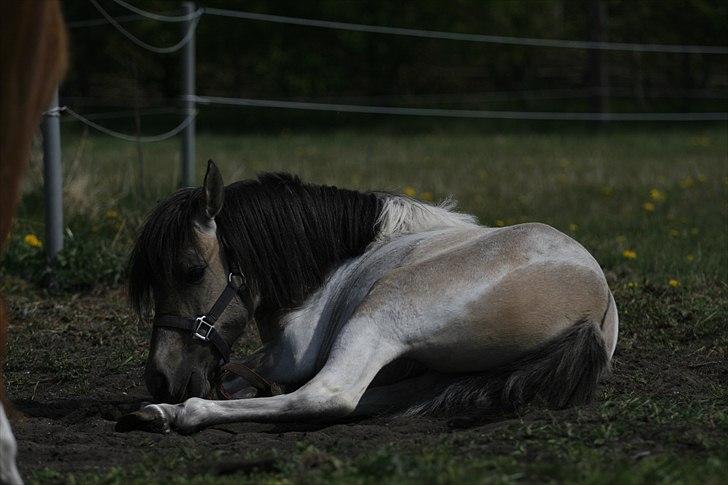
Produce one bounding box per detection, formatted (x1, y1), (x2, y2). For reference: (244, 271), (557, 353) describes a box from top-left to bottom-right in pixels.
(0, 1), (67, 483)
(118, 160), (618, 434)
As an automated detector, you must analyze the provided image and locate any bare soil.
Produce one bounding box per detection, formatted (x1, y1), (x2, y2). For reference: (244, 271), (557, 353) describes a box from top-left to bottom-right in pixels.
(4, 283), (727, 482)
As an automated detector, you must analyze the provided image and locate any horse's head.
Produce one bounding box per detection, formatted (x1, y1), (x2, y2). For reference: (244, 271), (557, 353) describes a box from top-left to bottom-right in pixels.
(129, 161), (254, 403)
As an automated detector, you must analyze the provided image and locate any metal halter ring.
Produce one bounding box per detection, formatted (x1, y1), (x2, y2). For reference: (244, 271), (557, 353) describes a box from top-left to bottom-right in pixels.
(193, 316), (214, 341)
(228, 272), (246, 287)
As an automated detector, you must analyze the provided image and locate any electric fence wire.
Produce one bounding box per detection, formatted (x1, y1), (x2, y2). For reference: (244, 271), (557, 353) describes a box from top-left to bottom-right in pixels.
(47, 106), (197, 142)
(89, 0), (199, 53)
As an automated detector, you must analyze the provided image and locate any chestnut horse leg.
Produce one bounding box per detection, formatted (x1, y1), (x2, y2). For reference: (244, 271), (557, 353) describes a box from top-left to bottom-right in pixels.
(0, 1), (67, 483)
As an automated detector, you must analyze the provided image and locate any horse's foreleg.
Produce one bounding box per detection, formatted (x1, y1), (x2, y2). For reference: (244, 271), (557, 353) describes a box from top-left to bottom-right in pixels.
(0, 403), (22, 485)
(119, 322), (401, 433)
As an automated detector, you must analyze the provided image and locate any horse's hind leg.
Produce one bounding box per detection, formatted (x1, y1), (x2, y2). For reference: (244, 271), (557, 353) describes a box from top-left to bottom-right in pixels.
(118, 319), (403, 433)
(351, 372), (453, 417)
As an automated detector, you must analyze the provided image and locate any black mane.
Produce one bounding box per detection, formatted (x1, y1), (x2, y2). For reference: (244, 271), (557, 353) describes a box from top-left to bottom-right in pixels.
(128, 187), (204, 317)
(129, 173), (383, 317)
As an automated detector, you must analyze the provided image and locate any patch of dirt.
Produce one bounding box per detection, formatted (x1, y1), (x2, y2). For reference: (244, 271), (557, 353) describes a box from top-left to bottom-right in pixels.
(4, 286), (726, 478)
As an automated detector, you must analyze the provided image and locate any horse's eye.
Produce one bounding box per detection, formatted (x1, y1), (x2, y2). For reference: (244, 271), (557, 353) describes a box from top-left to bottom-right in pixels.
(185, 266), (206, 284)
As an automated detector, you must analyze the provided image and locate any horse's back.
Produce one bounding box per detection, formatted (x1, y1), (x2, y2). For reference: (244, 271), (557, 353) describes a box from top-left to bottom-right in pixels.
(361, 223), (613, 372)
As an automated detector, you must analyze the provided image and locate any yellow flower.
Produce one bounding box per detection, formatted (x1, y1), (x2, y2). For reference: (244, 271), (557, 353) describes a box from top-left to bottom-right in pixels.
(622, 249), (637, 260)
(24, 233), (42, 248)
(669, 229), (680, 238)
(686, 254), (695, 263)
(569, 223), (578, 232)
(679, 176), (694, 189)
(495, 219), (505, 227)
(642, 202), (655, 213)
(668, 278), (680, 288)
(105, 209), (120, 220)
(649, 189), (666, 203)
(690, 135), (710, 147)
(420, 191), (434, 202)
(627, 281), (639, 288)
(403, 186), (417, 198)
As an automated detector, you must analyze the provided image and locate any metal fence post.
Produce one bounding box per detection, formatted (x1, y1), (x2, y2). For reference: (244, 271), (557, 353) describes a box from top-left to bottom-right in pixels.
(181, 1), (196, 187)
(41, 89), (63, 262)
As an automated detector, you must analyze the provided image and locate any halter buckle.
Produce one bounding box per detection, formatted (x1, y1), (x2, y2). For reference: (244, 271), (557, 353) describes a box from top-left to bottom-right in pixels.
(193, 316), (214, 341)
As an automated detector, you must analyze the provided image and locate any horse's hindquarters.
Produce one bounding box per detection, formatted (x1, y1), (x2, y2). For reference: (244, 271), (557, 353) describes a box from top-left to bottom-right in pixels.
(371, 225), (614, 374)
(411, 261), (610, 372)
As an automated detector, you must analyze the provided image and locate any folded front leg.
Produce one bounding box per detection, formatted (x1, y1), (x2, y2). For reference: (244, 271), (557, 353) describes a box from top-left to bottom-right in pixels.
(118, 322), (402, 433)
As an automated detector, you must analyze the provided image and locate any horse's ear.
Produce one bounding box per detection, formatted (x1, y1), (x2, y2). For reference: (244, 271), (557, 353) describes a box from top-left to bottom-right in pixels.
(203, 159), (224, 219)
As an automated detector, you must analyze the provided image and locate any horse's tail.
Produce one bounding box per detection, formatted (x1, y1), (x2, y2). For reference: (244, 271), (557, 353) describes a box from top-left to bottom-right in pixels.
(404, 317), (611, 416)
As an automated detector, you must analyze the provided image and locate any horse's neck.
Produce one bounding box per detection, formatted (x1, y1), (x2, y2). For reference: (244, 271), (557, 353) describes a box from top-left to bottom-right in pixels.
(253, 231), (435, 386)
(249, 193), (479, 365)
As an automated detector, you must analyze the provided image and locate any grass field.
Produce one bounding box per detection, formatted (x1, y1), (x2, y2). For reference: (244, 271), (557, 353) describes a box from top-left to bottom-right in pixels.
(2, 123), (727, 483)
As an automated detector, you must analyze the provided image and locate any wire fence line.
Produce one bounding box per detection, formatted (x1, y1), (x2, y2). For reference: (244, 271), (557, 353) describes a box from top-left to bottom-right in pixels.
(191, 95), (728, 122)
(58, 107), (182, 123)
(89, 0), (199, 53)
(110, 0), (203, 22)
(204, 7), (728, 54)
(48, 106), (197, 142)
(71, 3), (728, 54)
(67, 12), (144, 28)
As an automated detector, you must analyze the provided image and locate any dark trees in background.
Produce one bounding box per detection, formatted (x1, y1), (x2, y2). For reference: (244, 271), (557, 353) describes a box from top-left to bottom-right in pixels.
(59, 0), (727, 117)
(587, 0), (609, 115)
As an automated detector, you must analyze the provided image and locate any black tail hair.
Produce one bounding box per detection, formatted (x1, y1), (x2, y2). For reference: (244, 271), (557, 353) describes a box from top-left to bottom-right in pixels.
(406, 318), (610, 416)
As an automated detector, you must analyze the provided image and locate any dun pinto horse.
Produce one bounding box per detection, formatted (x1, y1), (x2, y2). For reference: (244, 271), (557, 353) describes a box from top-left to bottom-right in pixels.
(118, 161), (618, 434)
(0, 1), (67, 483)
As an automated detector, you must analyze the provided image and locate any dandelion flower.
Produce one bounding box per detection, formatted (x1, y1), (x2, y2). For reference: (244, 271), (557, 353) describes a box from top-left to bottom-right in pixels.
(403, 186), (417, 197)
(569, 223), (578, 232)
(622, 249), (637, 260)
(649, 189), (666, 202)
(420, 191), (433, 202)
(642, 202), (655, 213)
(668, 278), (680, 288)
(627, 281), (639, 288)
(686, 254), (695, 263)
(24, 233), (42, 248)
(679, 176), (694, 189)
(495, 219), (505, 227)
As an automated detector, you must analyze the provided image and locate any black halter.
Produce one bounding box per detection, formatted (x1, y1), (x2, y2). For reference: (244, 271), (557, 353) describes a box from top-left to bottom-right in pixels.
(153, 272), (249, 364)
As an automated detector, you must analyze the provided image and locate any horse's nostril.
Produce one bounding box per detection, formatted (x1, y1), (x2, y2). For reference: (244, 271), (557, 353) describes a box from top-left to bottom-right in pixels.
(145, 368), (172, 403)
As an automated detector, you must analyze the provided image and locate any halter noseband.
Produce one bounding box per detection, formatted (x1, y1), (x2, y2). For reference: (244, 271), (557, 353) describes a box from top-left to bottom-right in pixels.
(153, 272), (249, 365)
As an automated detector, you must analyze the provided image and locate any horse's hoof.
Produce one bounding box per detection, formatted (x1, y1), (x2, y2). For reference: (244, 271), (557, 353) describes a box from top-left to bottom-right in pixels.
(115, 404), (170, 434)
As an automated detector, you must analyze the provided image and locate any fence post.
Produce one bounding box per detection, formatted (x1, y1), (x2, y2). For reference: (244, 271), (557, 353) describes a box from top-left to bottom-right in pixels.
(41, 88), (64, 262)
(181, 1), (196, 187)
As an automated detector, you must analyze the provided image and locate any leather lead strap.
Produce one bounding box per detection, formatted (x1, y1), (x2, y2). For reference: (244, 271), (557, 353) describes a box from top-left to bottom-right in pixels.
(221, 362), (282, 397)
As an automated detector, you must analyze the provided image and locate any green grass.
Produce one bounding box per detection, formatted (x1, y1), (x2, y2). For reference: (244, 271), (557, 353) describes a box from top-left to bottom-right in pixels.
(3, 123), (727, 484)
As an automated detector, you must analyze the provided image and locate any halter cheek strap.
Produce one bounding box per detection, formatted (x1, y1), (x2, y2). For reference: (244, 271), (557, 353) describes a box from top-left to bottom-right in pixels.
(153, 272), (247, 364)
